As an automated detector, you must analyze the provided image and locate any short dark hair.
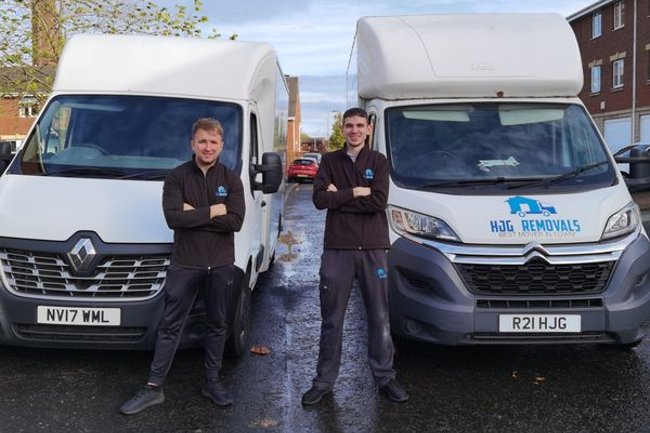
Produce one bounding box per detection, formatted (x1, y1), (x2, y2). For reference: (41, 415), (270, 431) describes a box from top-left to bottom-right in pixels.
(342, 107), (368, 122)
(192, 118), (223, 138)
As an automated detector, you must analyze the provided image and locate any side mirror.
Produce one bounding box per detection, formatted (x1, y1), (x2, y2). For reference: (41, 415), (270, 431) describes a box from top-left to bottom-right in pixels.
(251, 151), (283, 193)
(614, 144), (650, 192)
(0, 141), (13, 175)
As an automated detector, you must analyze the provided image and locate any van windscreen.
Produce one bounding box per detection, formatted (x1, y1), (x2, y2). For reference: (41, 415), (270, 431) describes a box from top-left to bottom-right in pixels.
(385, 103), (616, 194)
(12, 95), (242, 179)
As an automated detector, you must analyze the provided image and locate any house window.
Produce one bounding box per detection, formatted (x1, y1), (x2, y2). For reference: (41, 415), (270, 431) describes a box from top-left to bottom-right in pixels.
(18, 97), (38, 118)
(592, 11), (602, 38)
(591, 65), (602, 93)
(613, 59), (624, 88)
(18, 105), (37, 118)
(613, 1), (625, 29)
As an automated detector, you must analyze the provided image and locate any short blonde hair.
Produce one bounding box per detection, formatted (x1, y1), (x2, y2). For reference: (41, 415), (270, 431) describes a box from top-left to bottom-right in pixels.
(192, 118), (223, 138)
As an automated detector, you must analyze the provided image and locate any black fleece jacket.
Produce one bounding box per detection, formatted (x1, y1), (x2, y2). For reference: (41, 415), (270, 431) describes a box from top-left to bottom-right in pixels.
(312, 146), (390, 250)
(162, 158), (245, 269)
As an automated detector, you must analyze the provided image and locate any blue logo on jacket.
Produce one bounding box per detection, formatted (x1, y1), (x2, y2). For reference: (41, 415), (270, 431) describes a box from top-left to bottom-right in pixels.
(377, 268), (388, 279)
(215, 185), (228, 197)
(364, 168), (375, 180)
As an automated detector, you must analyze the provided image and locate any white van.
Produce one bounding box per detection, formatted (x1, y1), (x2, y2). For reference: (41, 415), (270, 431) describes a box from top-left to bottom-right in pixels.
(0, 34), (287, 355)
(350, 14), (650, 347)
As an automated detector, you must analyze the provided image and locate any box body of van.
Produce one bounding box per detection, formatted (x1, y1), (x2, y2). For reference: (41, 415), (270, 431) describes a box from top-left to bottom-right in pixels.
(0, 34), (287, 354)
(352, 14), (650, 346)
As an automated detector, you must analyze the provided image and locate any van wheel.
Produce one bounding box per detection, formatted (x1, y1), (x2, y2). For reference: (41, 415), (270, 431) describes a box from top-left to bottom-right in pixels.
(225, 269), (252, 358)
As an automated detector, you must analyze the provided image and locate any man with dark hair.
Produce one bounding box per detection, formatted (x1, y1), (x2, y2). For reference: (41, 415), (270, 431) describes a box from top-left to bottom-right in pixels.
(302, 107), (408, 405)
(120, 118), (245, 415)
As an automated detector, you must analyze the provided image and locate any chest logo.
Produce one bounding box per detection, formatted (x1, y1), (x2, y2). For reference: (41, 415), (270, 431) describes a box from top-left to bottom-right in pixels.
(364, 168), (375, 180)
(215, 185), (228, 197)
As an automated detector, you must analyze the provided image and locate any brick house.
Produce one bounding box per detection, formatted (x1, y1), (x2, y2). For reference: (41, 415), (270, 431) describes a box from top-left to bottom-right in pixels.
(568, 0), (650, 150)
(0, 94), (38, 149)
(0, 67), (49, 149)
(0, 0), (60, 150)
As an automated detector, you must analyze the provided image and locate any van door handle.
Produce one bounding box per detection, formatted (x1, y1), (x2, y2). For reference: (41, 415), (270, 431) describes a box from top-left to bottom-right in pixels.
(261, 200), (267, 207)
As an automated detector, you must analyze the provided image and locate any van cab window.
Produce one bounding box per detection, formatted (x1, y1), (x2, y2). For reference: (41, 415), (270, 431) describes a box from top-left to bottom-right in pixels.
(11, 95), (242, 179)
(385, 103), (616, 194)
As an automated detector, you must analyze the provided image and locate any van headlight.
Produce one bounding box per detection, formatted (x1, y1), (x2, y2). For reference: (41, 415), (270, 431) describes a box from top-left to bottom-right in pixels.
(601, 202), (640, 240)
(388, 206), (460, 242)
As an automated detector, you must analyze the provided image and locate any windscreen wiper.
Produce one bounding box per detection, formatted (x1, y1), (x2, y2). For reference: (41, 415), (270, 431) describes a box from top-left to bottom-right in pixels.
(39, 167), (130, 178)
(117, 170), (170, 180)
(507, 160), (611, 190)
(422, 177), (512, 189)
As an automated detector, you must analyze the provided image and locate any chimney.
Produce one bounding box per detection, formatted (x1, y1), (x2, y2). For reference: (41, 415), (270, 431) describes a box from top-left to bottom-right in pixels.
(31, 0), (61, 67)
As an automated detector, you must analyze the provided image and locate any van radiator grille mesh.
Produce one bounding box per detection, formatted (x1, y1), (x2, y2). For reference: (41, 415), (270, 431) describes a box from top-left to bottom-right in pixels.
(0, 248), (169, 299)
(457, 259), (614, 296)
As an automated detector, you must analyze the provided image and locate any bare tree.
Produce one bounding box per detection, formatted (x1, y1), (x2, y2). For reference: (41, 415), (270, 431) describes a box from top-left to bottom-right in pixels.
(0, 0), (229, 102)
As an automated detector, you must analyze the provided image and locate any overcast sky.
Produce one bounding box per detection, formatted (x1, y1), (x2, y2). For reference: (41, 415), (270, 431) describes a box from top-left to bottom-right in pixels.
(171, 0), (597, 136)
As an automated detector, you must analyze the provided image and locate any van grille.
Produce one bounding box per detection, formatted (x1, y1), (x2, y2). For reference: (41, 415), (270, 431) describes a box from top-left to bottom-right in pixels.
(0, 248), (169, 300)
(14, 324), (147, 342)
(469, 332), (613, 343)
(476, 298), (604, 309)
(457, 259), (614, 296)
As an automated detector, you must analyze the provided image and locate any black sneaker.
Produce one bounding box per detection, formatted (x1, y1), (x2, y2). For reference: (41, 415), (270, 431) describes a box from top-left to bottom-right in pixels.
(379, 379), (409, 403)
(201, 379), (233, 406)
(119, 384), (165, 415)
(301, 386), (332, 405)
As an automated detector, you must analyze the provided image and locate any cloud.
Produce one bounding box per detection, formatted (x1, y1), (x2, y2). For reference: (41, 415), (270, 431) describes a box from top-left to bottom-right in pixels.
(166, 0), (599, 135)
(294, 76), (348, 137)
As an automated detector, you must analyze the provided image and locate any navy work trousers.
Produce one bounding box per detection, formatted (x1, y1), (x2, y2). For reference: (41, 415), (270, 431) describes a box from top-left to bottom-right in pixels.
(148, 264), (235, 385)
(312, 249), (396, 390)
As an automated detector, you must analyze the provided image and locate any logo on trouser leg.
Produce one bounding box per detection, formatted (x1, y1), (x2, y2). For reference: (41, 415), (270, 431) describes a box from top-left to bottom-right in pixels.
(376, 268), (388, 279)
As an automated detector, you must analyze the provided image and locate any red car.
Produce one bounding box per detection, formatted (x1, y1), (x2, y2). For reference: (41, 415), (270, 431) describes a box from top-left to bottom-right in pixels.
(287, 158), (319, 182)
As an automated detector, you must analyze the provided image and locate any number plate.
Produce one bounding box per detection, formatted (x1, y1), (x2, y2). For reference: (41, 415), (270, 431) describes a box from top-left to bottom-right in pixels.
(37, 306), (121, 326)
(499, 314), (581, 333)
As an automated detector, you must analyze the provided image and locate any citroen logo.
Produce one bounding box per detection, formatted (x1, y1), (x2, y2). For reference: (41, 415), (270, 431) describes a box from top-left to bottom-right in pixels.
(522, 241), (551, 264)
(68, 238), (97, 272)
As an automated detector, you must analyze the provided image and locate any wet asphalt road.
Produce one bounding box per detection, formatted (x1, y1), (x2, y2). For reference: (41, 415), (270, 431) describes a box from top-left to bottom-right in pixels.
(1, 182), (649, 433)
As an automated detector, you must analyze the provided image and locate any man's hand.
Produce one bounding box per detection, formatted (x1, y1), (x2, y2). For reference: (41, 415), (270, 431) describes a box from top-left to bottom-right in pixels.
(183, 203), (195, 211)
(327, 183), (338, 192)
(210, 204), (227, 218)
(353, 187), (371, 197)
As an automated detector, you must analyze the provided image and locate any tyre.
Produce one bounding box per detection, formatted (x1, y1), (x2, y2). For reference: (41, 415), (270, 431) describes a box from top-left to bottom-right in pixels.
(225, 268), (252, 358)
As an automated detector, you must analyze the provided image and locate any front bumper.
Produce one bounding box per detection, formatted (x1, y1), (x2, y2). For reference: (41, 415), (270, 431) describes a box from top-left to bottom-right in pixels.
(0, 234), (245, 350)
(0, 291), (164, 349)
(387, 233), (650, 345)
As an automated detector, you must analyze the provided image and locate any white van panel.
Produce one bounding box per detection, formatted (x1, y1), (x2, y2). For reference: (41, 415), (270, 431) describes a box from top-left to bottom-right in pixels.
(356, 14), (583, 100)
(0, 175), (171, 243)
(55, 34), (275, 101)
(389, 184), (631, 245)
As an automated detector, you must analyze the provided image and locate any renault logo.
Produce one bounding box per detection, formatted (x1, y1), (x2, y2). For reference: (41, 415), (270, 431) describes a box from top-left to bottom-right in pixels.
(68, 238), (97, 272)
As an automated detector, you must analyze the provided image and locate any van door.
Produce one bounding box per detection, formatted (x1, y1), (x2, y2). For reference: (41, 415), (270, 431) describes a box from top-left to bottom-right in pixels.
(248, 110), (265, 281)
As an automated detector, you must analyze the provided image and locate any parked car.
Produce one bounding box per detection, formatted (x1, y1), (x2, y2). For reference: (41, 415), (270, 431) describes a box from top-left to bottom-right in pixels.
(302, 152), (322, 164)
(288, 158), (319, 182)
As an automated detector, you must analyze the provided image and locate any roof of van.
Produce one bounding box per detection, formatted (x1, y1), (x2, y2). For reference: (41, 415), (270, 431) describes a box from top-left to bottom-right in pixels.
(356, 13), (583, 100)
(53, 34), (277, 100)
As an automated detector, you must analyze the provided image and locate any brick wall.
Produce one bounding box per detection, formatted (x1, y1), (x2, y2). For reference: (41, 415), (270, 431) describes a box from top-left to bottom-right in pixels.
(0, 98), (34, 140)
(571, 0), (650, 116)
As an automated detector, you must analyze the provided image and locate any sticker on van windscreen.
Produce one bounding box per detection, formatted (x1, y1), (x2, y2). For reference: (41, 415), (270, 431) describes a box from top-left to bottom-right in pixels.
(489, 195), (581, 239)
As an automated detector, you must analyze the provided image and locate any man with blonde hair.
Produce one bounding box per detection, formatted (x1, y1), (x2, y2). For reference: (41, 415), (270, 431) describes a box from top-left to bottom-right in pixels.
(120, 118), (245, 414)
